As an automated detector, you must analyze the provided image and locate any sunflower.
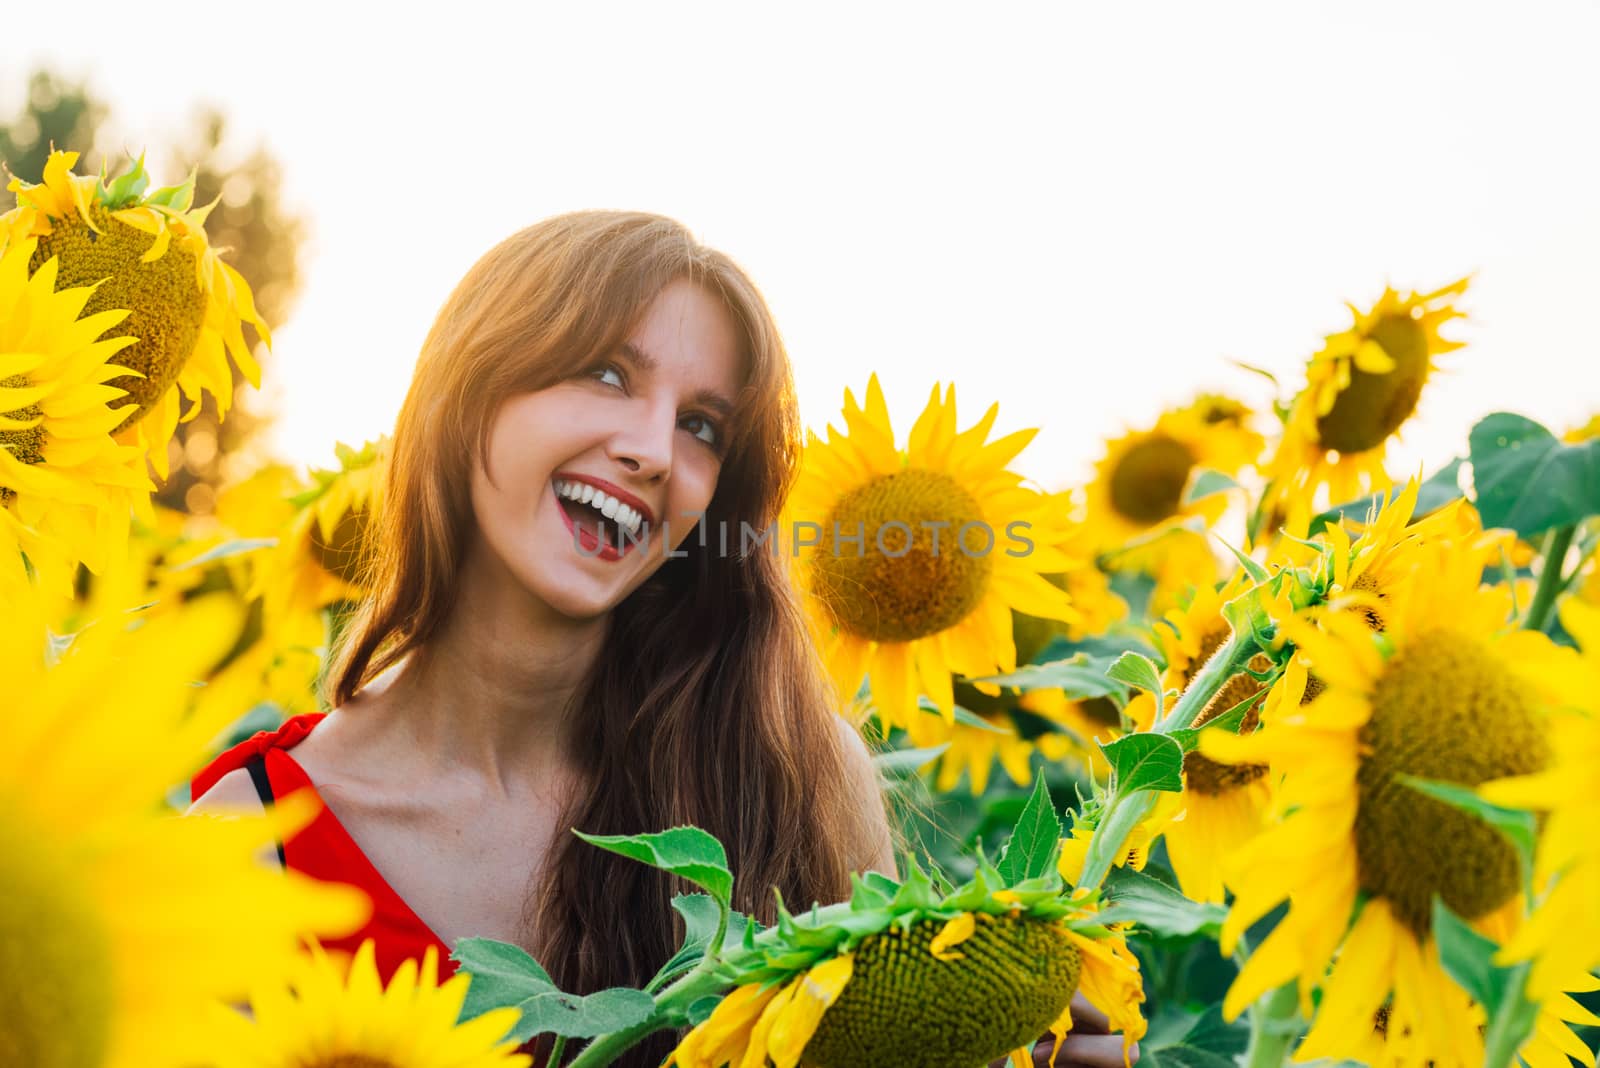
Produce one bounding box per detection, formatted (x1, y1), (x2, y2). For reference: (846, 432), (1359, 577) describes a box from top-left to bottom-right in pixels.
(667, 864), (1146, 1068)
(0, 236), (153, 596)
(1083, 393), (1263, 558)
(1199, 541), (1581, 1065)
(207, 939), (531, 1068)
(1479, 598), (1600, 1002)
(788, 376), (1080, 727)
(2, 579), (370, 1068)
(251, 437), (388, 651)
(1263, 278), (1468, 535)
(3, 150), (270, 480)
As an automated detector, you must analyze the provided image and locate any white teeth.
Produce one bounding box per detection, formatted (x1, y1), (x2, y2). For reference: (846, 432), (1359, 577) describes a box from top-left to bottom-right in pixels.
(555, 480), (647, 539)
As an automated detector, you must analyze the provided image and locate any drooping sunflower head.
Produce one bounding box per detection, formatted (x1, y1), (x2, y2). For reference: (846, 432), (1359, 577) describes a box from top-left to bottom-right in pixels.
(1084, 393), (1264, 552)
(0, 235), (153, 593)
(4, 150), (271, 478)
(670, 861), (1145, 1068)
(208, 939), (531, 1068)
(800, 912), (1082, 1068)
(788, 376), (1082, 726)
(1265, 278), (1469, 531)
(252, 437), (389, 636)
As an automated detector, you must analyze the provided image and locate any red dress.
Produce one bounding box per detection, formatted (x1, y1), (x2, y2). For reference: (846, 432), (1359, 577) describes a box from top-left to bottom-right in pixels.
(191, 712), (457, 983)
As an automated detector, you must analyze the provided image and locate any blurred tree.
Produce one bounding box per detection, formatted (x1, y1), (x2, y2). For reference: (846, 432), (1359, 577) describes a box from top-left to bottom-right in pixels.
(1, 70), (306, 517)
(0, 70), (107, 183)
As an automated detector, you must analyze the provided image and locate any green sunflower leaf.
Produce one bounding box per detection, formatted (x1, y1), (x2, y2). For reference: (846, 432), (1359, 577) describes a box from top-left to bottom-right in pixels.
(574, 826), (733, 907)
(1183, 469), (1241, 506)
(967, 654), (1127, 699)
(1106, 652), (1166, 717)
(1395, 775), (1537, 888)
(996, 774), (1063, 886)
(1431, 898), (1539, 1068)
(649, 894), (757, 990)
(1095, 867), (1227, 938)
(686, 995), (722, 1027)
(508, 987), (657, 1041)
(452, 937), (557, 1024)
(1170, 689), (1265, 754)
(169, 536), (279, 570)
(872, 743), (949, 778)
(1469, 413), (1600, 536)
(1098, 732), (1185, 793)
(914, 696), (1013, 733)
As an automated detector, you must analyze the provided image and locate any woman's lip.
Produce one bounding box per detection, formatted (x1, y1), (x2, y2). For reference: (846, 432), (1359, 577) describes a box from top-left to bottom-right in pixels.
(552, 482), (638, 562)
(551, 471), (655, 525)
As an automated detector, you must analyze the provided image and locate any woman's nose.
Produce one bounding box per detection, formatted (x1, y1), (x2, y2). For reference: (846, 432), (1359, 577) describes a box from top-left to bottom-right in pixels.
(606, 406), (674, 482)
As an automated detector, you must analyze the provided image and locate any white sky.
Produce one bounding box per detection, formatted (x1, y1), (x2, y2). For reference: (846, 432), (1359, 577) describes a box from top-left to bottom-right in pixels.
(5, 1), (1598, 491)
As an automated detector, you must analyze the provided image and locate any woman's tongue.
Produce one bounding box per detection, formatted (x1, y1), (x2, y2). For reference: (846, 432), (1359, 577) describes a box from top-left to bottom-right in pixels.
(561, 497), (612, 547)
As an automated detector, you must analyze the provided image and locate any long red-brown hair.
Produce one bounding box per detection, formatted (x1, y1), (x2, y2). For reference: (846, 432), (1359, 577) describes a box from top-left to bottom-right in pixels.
(325, 212), (878, 1065)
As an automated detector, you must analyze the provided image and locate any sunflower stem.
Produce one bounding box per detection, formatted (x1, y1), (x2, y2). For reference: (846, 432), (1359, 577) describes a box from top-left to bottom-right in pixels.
(1523, 524), (1575, 633)
(1155, 631), (1258, 734)
(566, 964), (724, 1068)
(1242, 982), (1300, 1068)
(548, 1035), (567, 1066)
(1077, 631), (1260, 891)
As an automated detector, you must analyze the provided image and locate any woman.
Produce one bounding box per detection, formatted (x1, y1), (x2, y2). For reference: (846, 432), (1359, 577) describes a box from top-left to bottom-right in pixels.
(191, 212), (1128, 1068)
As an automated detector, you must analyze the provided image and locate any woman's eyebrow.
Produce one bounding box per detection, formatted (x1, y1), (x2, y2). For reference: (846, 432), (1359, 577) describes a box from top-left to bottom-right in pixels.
(618, 341), (736, 418)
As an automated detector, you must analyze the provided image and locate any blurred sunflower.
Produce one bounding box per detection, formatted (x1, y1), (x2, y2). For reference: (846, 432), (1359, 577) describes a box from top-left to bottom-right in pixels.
(1083, 393), (1262, 555)
(668, 866), (1145, 1068)
(3, 150), (270, 479)
(252, 437), (388, 648)
(1480, 598), (1600, 1002)
(789, 376), (1080, 726)
(1200, 542), (1579, 1065)
(1263, 278), (1468, 535)
(0, 236), (152, 596)
(1, 580), (369, 1068)
(208, 939), (530, 1068)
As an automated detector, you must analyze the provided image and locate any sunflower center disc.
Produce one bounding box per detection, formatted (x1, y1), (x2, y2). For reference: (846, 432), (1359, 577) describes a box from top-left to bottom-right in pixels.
(0, 806), (114, 1068)
(1315, 314), (1431, 454)
(31, 203), (206, 432)
(1183, 653), (1272, 796)
(308, 507), (373, 586)
(1354, 629), (1550, 935)
(812, 468), (994, 643)
(1109, 433), (1195, 525)
(801, 914), (1081, 1068)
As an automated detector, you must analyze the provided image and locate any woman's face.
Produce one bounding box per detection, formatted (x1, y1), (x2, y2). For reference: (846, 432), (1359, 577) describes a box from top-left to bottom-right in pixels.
(467, 278), (744, 621)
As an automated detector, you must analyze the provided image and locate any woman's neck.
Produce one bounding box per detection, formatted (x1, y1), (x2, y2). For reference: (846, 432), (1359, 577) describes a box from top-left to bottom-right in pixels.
(367, 547), (607, 798)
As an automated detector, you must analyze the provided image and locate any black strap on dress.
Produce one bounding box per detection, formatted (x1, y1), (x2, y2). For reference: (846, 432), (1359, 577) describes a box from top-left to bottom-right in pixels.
(244, 754), (288, 869)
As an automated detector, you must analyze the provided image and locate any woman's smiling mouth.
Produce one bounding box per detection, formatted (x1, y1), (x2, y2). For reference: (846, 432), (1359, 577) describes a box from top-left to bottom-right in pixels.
(552, 476), (652, 560)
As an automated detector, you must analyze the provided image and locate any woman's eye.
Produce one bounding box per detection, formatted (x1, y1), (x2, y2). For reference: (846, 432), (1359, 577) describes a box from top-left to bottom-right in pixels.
(682, 415), (720, 448)
(590, 365), (625, 389)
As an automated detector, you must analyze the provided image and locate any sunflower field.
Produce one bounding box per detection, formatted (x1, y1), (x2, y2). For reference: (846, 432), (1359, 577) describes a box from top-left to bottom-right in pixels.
(5, 150), (1600, 1068)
